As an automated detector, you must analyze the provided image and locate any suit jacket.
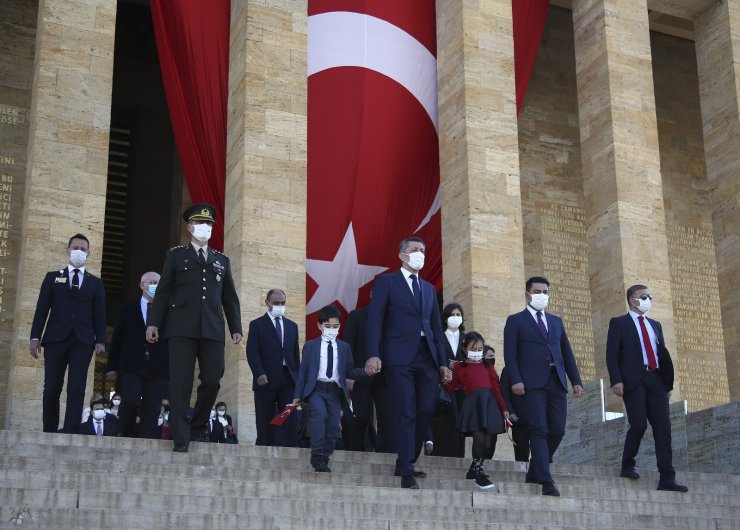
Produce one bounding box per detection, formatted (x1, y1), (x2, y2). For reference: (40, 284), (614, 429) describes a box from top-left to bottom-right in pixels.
(343, 307), (374, 385)
(606, 313), (674, 392)
(443, 330), (465, 362)
(107, 299), (169, 379)
(246, 313), (300, 390)
(148, 244), (242, 342)
(503, 309), (582, 391)
(78, 414), (120, 436)
(30, 268), (106, 346)
(366, 270), (447, 368)
(294, 338), (363, 403)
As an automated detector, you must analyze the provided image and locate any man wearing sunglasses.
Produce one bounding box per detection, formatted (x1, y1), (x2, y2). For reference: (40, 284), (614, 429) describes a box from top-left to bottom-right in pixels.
(606, 284), (688, 492)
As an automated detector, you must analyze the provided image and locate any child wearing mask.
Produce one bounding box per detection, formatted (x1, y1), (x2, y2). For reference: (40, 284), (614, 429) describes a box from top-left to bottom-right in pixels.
(292, 304), (364, 472)
(445, 332), (509, 490)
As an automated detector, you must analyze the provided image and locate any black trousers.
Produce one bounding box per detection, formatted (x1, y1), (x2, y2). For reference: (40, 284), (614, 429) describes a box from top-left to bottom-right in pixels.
(254, 366), (297, 447)
(622, 370), (675, 481)
(167, 337), (224, 447)
(42, 335), (94, 432)
(511, 421), (531, 462)
(118, 369), (167, 439)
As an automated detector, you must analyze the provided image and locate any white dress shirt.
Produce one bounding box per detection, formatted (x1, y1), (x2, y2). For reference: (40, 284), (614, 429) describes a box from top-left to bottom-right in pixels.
(317, 339), (339, 384)
(67, 264), (85, 288)
(191, 241), (208, 261)
(445, 329), (460, 356)
(526, 305), (548, 331)
(629, 310), (659, 367)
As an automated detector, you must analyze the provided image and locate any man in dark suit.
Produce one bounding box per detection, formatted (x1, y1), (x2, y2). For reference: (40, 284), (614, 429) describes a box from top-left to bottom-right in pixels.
(146, 204), (242, 453)
(366, 237), (451, 489)
(246, 288), (301, 446)
(107, 271), (169, 438)
(503, 276), (583, 496)
(30, 234), (106, 433)
(78, 397), (119, 437)
(606, 284), (688, 492)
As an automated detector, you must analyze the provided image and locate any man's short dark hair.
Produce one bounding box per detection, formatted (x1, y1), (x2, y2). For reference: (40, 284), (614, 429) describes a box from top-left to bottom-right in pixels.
(68, 234), (90, 248)
(90, 397), (107, 409)
(526, 276), (550, 291)
(265, 288), (285, 302)
(399, 236), (425, 253)
(626, 284), (648, 303)
(318, 304), (342, 324)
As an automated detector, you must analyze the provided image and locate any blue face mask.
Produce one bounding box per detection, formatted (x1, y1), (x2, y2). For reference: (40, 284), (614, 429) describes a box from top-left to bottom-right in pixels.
(147, 284), (157, 298)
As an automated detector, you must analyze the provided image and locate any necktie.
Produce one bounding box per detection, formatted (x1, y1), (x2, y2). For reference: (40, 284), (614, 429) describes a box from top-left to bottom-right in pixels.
(275, 316), (283, 346)
(326, 341), (334, 379)
(95, 422), (102, 436)
(638, 316), (658, 369)
(71, 269), (80, 289)
(536, 311), (548, 340)
(409, 274), (422, 312)
(198, 248), (206, 265)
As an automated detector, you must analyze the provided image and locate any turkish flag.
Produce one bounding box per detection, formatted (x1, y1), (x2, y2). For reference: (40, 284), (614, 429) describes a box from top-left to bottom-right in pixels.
(306, 1), (442, 339)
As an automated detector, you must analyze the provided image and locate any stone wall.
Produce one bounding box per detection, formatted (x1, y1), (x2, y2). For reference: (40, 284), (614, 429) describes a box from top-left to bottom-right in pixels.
(0, 0), (37, 427)
(557, 380), (738, 474)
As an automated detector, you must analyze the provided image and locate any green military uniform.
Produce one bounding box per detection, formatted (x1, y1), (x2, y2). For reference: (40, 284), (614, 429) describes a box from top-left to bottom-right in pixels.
(148, 204), (242, 449)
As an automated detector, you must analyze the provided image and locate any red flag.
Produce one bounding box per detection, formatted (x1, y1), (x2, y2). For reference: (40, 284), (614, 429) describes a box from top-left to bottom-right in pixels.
(270, 404), (297, 426)
(306, 1), (442, 338)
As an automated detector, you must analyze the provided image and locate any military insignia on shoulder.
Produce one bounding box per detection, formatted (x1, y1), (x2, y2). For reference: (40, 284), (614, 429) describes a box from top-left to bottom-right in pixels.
(169, 245), (187, 251)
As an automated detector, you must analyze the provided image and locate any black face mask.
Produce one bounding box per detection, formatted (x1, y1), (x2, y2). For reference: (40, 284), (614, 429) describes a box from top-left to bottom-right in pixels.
(163, 405), (170, 412)
(483, 357), (495, 366)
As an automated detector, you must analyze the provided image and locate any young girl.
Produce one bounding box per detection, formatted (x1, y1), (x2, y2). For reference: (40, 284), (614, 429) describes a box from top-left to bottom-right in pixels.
(445, 331), (509, 490)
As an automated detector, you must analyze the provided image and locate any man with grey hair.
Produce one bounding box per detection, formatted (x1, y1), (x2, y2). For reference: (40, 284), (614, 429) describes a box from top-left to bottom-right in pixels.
(246, 288), (301, 446)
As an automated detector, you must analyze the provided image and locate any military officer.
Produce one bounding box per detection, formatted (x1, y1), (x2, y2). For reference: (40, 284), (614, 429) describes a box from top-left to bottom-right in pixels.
(146, 203), (243, 452)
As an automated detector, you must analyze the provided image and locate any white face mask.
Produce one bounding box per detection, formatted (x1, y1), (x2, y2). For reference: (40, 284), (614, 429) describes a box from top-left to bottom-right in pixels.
(447, 316), (463, 330)
(217, 410), (226, 417)
(529, 293), (549, 312)
(405, 251), (425, 271)
(69, 249), (87, 268)
(92, 410), (106, 420)
(191, 223), (212, 242)
(636, 298), (652, 313)
(112, 399), (121, 407)
(467, 351), (483, 362)
(269, 305), (286, 318)
(322, 327), (340, 340)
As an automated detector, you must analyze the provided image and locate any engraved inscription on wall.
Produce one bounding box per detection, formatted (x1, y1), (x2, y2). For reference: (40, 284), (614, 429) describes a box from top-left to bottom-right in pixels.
(666, 224), (729, 411)
(540, 204), (595, 380)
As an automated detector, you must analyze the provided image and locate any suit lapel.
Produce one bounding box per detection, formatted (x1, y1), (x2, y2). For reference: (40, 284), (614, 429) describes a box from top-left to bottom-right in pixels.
(394, 271), (418, 311)
(523, 310), (548, 344)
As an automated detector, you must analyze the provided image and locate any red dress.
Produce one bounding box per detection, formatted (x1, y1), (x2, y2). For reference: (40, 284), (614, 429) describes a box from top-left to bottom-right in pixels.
(445, 362), (508, 434)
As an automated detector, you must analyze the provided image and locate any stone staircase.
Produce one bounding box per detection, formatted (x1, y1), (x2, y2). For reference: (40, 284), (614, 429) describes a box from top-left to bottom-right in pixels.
(0, 431), (738, 529)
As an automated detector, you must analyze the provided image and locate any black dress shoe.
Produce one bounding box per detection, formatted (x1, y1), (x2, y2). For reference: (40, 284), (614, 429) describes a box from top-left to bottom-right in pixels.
(173, 444), (189, 453)
(657, 481), (688, 492)
(314, 465), (331, 473)
(401, 476), (419, 489)
(620, 468), (640, 480)
(541, 482), (560, 496)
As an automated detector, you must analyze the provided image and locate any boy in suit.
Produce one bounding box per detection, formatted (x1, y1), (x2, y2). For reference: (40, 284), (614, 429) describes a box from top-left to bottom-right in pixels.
(30, 234), (106, 433)
(293, 305), (363, 472)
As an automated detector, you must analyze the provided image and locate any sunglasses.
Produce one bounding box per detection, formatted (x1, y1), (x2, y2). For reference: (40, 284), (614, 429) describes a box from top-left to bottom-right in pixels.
(634, 295), (653, 301)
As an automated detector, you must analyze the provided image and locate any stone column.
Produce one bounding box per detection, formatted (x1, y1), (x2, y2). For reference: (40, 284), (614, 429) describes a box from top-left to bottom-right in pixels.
(225, 1), (307, 443)
(6, 0), (116, 429)
(572, 0), (677, 404)
(436, 0), (526, 349)
(695, 0), (740, 401)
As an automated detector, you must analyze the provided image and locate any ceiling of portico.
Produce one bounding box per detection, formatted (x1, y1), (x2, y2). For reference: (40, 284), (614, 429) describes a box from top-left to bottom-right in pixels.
(550, 0), (720, 41)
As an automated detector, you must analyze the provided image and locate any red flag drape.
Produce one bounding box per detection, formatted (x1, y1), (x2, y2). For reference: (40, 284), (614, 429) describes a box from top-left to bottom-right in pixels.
(150, 0), (230, 250)
(513, 0), (550, 114)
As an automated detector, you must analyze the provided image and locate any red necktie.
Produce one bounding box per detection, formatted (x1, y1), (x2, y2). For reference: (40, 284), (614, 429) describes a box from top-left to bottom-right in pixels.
(638, 316), (657, 369)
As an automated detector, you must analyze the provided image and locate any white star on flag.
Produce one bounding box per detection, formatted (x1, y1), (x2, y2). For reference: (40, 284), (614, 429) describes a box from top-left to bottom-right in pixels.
(306, 223), (388, 314)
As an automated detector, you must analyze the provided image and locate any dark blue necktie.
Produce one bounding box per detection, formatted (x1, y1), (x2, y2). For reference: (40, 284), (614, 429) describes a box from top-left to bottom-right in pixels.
(326, 341), (334, 379)
(71, 269), (80, 289)
(410, 274), (422, 312)
(536, 311), (548, 340)
(275, 316), (283, 346)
